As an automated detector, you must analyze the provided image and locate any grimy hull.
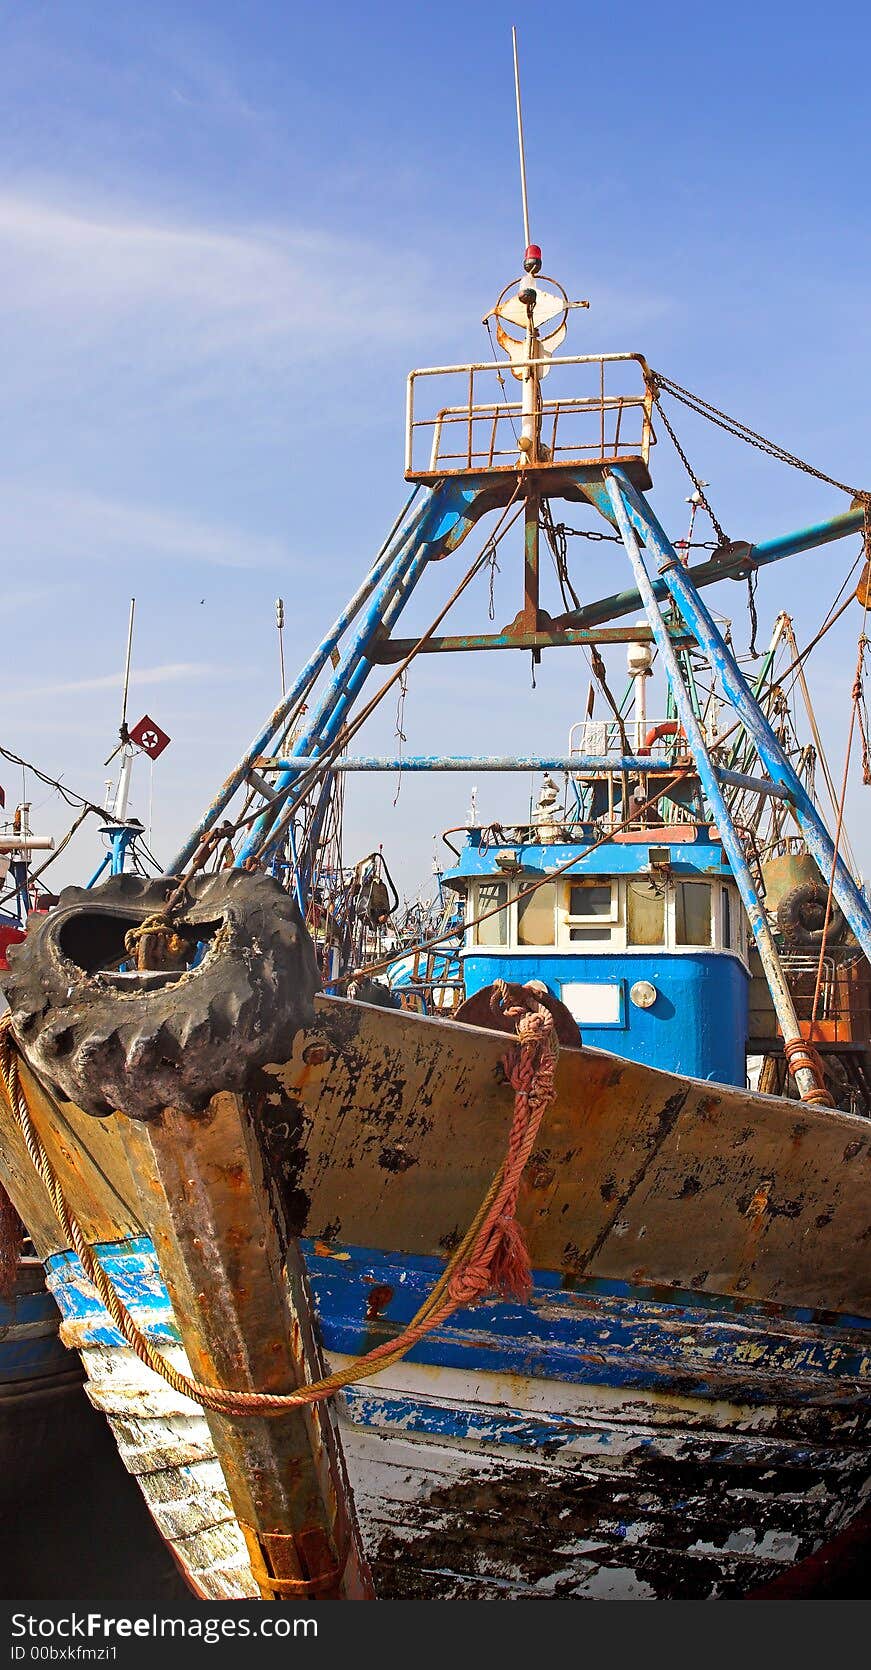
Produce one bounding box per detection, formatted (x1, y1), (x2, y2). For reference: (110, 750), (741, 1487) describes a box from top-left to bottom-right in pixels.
(1, 995), (869, 1599)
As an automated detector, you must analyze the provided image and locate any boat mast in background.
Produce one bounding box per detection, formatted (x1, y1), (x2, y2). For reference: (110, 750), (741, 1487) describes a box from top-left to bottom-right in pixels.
(89, 598), (144, 882)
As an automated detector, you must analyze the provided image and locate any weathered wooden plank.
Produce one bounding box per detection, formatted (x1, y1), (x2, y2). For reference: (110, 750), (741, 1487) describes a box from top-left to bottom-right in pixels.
(304, 1241), (871, 1409)
(110, 1098), (373, 1600)
(0, 1059), (140, 1257)
(334, 1396), (866, 1599)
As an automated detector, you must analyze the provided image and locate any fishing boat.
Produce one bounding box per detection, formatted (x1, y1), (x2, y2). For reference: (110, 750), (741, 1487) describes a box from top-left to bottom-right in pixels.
(1, 801), (85, 1497)
(1, 45), (870, 1600)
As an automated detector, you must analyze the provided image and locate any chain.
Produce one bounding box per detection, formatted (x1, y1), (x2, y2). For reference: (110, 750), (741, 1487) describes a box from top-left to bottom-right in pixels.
(648, 370), (870, 504)
(645, 375), (729, 547)
(855, 640), (871, 785)
(393, 670), (408, 807)
(856, 507), (871, 784)
(747, 566), (760, 658)
(540, 500), (580, 612)
(556, 525), (622, 543)
(487, 540), (501, 621)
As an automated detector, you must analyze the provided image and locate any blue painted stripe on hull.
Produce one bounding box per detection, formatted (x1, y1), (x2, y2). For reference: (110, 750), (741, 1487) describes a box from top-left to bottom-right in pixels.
(304, 1242), (871, 1334)
(339, 1383), (864, 1471)
(47, 1232), (871, 1334)
(46, 1241), (181, 1349)
(302, 1242), (871, 1405)
(0, 1337), (74, 1382)
(0, 1283), (71, 1383)
(0, 1290), (61, 1327)
(42, 1234), (871, 1406)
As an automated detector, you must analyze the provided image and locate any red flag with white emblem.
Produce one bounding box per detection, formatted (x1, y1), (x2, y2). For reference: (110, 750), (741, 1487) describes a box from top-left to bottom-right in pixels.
(129, 715), (171, 761)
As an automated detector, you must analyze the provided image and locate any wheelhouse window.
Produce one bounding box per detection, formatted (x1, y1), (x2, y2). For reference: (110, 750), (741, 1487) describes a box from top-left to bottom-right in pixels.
(564, 878), (615, 944)
(675, 881), (712, 946)
(567, 881), (613, 920)
(626, 879), (665, 945)
(475, 880), (508, 946)
(518, 882), (556, 946)
(721, 885), (732, 949)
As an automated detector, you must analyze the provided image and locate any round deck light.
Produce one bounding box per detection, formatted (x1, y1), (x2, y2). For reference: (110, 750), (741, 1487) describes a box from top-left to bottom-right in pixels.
(630, 979), (657, 1010)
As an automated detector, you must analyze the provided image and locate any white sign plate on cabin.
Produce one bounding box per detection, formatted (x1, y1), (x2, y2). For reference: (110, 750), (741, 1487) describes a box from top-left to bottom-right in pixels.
(560, 981), (624, 1026)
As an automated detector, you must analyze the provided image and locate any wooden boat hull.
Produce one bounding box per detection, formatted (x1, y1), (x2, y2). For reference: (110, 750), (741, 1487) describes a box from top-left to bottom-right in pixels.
(38, 1226), (871, 1600)
(1, 996), (869, 1599)
(307, 1242), (871, 1598)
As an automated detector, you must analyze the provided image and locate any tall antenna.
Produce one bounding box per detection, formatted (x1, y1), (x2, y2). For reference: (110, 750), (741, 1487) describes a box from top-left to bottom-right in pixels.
(104, 598), (136, 766)
(120, 597), (135, 738)
(512, 25), (531, 250)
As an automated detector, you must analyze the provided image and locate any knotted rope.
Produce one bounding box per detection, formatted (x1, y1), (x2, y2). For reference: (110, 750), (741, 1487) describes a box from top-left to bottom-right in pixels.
(123, 914), (190, 972)
(0, 998), (557, 1416)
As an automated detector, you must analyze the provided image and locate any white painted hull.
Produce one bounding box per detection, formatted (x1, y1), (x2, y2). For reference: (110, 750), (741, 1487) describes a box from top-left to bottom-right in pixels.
(329, 1356), (871, 1599)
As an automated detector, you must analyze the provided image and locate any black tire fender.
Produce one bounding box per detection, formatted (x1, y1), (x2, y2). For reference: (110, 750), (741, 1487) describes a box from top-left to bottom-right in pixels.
(776, 880), (847, 948)
(3, 870), (319, 1119)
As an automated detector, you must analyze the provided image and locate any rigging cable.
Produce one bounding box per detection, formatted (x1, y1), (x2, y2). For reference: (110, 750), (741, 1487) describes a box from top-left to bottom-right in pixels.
(810, 508), (871, 1026)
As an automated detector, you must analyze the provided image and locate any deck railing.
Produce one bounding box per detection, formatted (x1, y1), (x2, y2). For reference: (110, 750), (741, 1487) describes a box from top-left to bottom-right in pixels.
(405, 353), (654, 478)
(568, 717), (698, 762)
(780, 949), (871, 1040)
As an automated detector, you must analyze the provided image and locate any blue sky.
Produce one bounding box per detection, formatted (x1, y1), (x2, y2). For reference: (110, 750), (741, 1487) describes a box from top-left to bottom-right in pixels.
(2, 0), (871, 895)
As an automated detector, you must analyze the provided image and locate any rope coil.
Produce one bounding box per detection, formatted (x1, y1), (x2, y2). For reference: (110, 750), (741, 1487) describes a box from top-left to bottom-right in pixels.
(783, 1035), (834, 1106)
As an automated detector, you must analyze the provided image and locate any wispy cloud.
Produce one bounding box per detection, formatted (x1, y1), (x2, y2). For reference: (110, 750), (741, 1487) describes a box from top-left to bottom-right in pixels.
(5, 661), (220, 705)
(0, 189), (438, 366)
(2, 584), (72, 611)
(0, 483), (289, 570)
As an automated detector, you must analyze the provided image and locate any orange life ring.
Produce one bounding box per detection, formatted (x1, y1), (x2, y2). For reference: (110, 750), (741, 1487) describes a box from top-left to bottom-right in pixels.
(638, 720), (687, 757)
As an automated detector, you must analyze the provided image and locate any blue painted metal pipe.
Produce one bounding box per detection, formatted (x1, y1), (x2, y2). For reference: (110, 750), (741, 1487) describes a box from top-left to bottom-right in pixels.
(605, 472), (821, 1102)
(238, 508), (433, 861)
(296, 772), (335, 907)
(86, 825), (140, 889)
(167, 487), (423, 875)
(612, 466), (871, 967)
(285, 817), (305, 915)
(239, 478), (495, 864)
(558, 505), (865, 632)
(748, 508), (865, 563)
(269, 755), (790, 798)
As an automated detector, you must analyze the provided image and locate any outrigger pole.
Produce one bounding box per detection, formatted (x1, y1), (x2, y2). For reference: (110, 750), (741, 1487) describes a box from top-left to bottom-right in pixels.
(606, 474), (829, 1105)
(555, 504), (868, 632)
(608, 467), (871, 965)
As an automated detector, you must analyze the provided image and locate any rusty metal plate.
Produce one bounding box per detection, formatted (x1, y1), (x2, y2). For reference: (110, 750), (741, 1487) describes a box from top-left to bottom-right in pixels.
(267, 996), (871, 1315)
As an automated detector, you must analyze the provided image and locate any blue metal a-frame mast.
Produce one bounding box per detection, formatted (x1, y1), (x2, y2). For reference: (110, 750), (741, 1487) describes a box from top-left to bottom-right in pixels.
(167, 251), (871, 1105)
